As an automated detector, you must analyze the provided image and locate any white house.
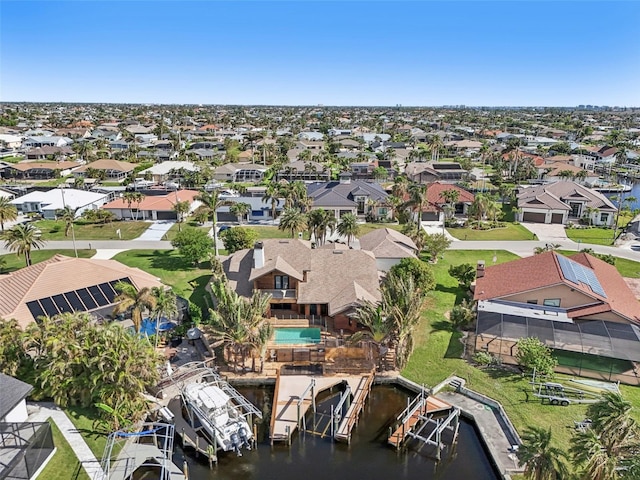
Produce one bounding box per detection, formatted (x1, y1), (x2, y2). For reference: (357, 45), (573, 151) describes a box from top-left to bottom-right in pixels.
(0, 374), (33, 423)
(10, 188), (110, 219)
(138, 161), (200, 184)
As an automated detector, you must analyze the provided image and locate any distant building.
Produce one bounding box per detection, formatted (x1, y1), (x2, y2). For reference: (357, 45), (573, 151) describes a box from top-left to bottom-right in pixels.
(10, 188), (110, 219)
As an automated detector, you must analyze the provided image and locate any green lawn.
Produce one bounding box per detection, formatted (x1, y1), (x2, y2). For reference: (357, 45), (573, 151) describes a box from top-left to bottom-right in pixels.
(403, 250), (591, 448)
(1, 155), (22, 163)
(64, 406), (110, 459)
(33, 220), (150, 241)
(566, 227), (615, 246)
(447, 222), (535, 241)
(37, 420), (90, 480)
(246, 225), (310, 240)
(162, 221), (209, 241)
(113, 249), (213, 311)
(357, 222), (403, 236)
(0, 249), (96, 273)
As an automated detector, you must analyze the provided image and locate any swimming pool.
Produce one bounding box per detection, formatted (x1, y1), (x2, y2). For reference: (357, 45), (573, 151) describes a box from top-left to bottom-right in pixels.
(273, 327), (321, 345)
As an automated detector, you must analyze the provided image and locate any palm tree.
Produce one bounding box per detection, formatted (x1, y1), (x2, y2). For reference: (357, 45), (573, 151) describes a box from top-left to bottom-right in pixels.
(336, 212), (360, 246)
(584, 205), (598, 226)
(123, 192), (144, 220)
(278, 208), (307, 238)
(0, 197), (18, 231)
(262, 183), (281, 221)
(348, 302), (394, 369)
(195, 189), (231, 256)
(428, 135), (443, 162)
(230, 202), (251, 225)
(404, 182), (428, 235)
(172, 200), (190, 232)
(1, 223), (45, 266)
(441, 189), (459, 221)
(55, 205), (77, 237)
(112, 281), (157, 333)
(570, 428), (620, 480)
(151, 287), (177, 347)
(517, 427), (568, 480)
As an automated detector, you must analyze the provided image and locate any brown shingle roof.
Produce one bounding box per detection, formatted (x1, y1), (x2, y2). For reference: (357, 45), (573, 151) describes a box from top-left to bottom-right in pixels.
(359, 228), (417, 259)
(75, 159), (136, 173)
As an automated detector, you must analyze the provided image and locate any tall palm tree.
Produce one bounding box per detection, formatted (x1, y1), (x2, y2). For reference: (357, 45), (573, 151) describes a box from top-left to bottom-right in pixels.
(123, 192), (143, 220)
(306, 208), (336, 246)
(405, 182), (428, 235)
(517, 427), (569, 480)
(151, 287), (177, 347)
(348, 302), (394, 369)
(336, 212), (360, 246)
(195, 189), (231, 256)
(441, 189), (459, 221)
(278, 208), (307, 238)
(261, 183), (281, 221)
(56, 205), (77, 237)
(1, 223), (45, 266)
(229, 202), (251, 225)
(112, 282), (157, 333)
(0, 197), (18, 231)
(428, 135), (443, 162)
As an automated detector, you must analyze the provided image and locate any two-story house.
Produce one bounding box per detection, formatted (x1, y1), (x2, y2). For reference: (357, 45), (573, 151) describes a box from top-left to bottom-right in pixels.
(221, 239), (381, 333)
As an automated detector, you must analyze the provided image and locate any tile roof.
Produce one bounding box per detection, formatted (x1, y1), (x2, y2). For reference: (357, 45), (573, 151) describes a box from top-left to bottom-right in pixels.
(517, 182), (617, 212)
(359, 228), (417, 259)
(10, 161), (79, 171)
(0, 255), (165, 328)
(75, 159), (136, 173)
(474, 252), (640, 323)
(102, 190), (200, 212)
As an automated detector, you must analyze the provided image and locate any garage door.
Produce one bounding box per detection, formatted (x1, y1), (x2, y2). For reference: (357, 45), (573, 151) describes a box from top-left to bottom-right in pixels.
(421, 212), (439, 221)
(156, 211), (177, 220)
(551, 213), (564, 224)
(522, 212), (546, 223)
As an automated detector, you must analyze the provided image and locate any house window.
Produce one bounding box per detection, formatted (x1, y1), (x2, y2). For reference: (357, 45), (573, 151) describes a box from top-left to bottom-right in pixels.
(543, 298), (560, 307)
(600, 213), (609, 223)
(378, 207), (388, 216)
(275, 275), (289, 289)
(569, 202), (581, 217)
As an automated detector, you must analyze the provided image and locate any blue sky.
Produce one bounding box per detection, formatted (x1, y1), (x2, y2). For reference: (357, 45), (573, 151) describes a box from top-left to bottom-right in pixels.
(1, 1), (639, 106)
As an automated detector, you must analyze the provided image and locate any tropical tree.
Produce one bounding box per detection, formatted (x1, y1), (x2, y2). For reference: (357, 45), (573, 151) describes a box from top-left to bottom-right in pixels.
(517, 427), (569, 480)
(230, 201), (251, 225)
(173, 200), (191, 232)
(112, 281), (157, 333)
(261, 183), (281, 220)
(278, 208), (307, 238)
(306, 208), (335, 246)
(336, 212), (360, 246)
(428, 135), (443, 162)
(171, 227), (214, 265)
(55, 205), (77, 237)
(1, 223), (45, 266)
(441, 189), (459, 220)
(404, 182), (428, 235)
(0, 318), (31, 377)
(423, 233), (452, 263)
(123, 192), (144, 220)
(348, 302), (394, 369)
(220, 227), (258, 253)
(208, 280), (272, 372)
(195, 189), (231, 256)
(151, 287), (177, 347)
(0, 197), (18, 231)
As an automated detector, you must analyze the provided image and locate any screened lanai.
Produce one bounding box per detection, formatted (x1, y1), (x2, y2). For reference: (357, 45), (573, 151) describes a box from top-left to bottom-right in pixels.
(476, 309), (640, 362)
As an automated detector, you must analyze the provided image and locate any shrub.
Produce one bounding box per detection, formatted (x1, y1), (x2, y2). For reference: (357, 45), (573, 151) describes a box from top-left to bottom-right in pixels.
(450, 299), (476, 329)
(473, 351), (493, 366)
(388, 257), (435, 293)
(515, 337), (557, 376)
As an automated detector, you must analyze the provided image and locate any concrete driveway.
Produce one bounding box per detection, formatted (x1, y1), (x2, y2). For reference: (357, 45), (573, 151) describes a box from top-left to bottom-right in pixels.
(421, 221), (458, 241)
(520, 223), (568, 242)
(133, 220), (175, 241)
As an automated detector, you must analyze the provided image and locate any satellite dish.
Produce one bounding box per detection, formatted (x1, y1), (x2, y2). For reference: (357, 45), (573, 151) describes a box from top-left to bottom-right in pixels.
(186, 327), (202, 340)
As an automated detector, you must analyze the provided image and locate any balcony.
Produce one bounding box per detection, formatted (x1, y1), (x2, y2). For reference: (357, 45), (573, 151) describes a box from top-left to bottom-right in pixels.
(262, 289), (297, 300)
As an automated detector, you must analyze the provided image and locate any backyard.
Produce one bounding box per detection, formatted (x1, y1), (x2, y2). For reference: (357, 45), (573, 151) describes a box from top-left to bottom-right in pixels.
(402, 250), (640, 449)
(36, 420), (89, 480)
(113, 249), (213, 312)
(33, 219), (149, 241)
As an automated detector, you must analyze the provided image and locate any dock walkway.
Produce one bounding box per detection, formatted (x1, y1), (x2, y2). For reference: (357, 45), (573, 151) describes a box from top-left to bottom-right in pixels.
(270, 373), (371, 444)
(387, 393), (454, 449)
(334, 373), (374, 443)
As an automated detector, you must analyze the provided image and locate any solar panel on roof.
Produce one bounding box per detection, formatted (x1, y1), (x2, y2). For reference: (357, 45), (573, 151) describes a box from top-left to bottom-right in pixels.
(77, 288), (97, 309)
(98, 282), (117, 302)
(557, 255), (607, 298)
(26, 300), (46, 320)
(88, 285), (108, 306)
(52, 294), (73, 314)
(39, 297), (60, 317)
(64, 291), (86, 311)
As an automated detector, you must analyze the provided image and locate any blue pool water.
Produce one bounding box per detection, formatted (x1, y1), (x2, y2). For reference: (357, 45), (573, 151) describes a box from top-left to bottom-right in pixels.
(273, 327), (321, 345)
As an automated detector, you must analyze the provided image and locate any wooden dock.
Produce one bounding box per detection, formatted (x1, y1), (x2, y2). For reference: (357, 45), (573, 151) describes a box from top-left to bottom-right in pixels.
(388, 392), (454, 449)
(270, 372), (373, 444)
(334, 373), (374, 443)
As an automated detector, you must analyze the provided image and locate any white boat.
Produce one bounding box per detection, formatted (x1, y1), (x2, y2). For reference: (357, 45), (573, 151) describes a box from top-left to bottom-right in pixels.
(183, 382), (253, 455)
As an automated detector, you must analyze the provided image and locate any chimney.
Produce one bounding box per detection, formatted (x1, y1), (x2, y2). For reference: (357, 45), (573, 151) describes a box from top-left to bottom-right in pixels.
(476, 260), (485, 279)
(253, 241), (265, 269)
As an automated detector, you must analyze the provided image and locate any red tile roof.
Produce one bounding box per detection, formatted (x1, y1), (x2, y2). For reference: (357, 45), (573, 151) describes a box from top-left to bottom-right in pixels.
(102, 190), (199, 212)
(474, 252), (640, 323)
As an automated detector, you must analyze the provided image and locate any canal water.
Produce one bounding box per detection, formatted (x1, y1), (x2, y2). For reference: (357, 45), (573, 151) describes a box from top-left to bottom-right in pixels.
(173, 385), (500, 480)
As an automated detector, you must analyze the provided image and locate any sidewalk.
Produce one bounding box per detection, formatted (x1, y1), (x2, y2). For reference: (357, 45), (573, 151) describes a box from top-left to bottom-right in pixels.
(27, 403), (105, 480)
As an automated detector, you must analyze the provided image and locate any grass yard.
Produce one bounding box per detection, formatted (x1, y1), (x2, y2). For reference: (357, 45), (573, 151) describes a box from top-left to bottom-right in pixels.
(64, 406), (110, 459)
(33, 219), (150, 241)
(565, 227), (615, 246)
(113, 250), (212, 311)
(0, 249), (96, 273)
(246, 225), (310, 240)
(162, 221), (210, 241)
(37, 420), (90, 480)
(447, 222), (535, 241)
(403, 250), (595, 448)
(356, 222), (403, 236)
